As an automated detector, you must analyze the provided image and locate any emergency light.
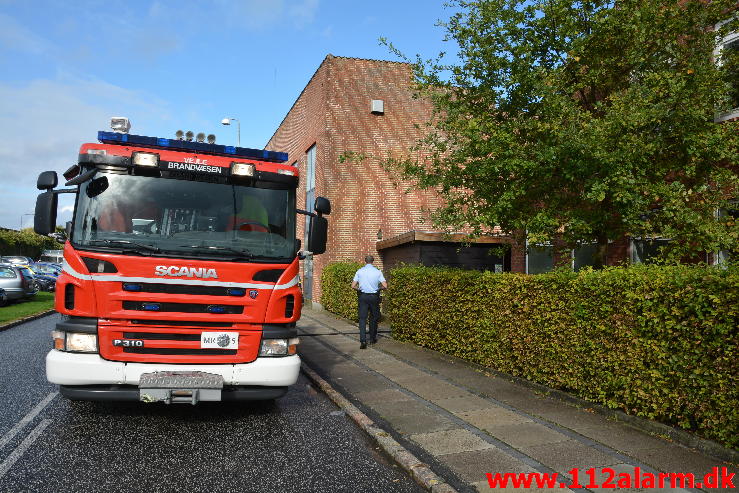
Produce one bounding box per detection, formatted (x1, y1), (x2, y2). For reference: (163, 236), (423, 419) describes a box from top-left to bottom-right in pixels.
(98, 131), (288, 162)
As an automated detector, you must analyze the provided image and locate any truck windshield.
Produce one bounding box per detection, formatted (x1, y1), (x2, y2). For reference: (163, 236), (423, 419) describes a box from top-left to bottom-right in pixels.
(72, 171), (296, 261)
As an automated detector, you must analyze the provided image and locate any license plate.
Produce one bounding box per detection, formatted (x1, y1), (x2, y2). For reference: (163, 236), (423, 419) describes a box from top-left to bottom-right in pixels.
(200, 331), (238, 349)
(139, 371), (223, 389)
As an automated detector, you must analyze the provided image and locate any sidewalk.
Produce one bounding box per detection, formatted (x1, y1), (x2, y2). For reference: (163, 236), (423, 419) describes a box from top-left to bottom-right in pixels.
(297, 307), (738, 493)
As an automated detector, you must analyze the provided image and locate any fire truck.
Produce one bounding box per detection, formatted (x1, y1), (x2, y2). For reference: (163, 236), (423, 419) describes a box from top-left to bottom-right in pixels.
(34, 118), (330, 404)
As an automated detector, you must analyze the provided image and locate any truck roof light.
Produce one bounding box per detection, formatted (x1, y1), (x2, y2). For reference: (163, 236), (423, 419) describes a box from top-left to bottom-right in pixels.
(175, 130), (184, 140)
(196, 132), (205, 143)
(110, 117), (131, 134)
(231, 162), (255, 177)
(207, 134), (216, 144)
(185, 131), (194, 142)
(132, 152), (159, 167)
(97, 131), (288, 162)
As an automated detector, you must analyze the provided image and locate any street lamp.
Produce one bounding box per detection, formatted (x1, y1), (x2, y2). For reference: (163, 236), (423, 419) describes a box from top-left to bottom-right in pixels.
(221, 117), (240, 147)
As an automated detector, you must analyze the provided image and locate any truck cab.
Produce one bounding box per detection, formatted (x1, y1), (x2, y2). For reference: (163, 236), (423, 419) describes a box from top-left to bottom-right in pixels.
(34, 120), (330, 404)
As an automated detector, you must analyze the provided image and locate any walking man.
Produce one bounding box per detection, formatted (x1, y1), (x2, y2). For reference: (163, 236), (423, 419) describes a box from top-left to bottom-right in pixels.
(351, 255), (387, 349)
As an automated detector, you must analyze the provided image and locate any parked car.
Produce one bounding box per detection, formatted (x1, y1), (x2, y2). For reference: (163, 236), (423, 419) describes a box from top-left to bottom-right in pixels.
(39, 249), (63, 264)
(28, 263), (60, 291)
(0, 264), (37, 302)
(0, 287), (7, 307)
(0, 256), (35, 266)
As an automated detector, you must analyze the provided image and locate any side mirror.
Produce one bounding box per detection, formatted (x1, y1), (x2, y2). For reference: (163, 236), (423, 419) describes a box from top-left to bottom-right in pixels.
(314, 197), (331, 215)
(37, 171), (58, 191)
(294, 238), (302, 256)
(34, 192), (58, 235)
(65, 221), (73, 237)
(307, 216), (328, 255)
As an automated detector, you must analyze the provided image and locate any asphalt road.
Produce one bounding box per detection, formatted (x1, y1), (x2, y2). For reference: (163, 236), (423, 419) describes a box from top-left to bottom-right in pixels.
(0, 314), (425, 493)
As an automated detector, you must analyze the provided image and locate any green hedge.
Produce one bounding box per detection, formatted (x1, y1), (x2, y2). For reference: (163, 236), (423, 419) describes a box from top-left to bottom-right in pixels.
(0, 229), (60, 260)
(384, 265), (738, 449)
(320, 262), (363, 321)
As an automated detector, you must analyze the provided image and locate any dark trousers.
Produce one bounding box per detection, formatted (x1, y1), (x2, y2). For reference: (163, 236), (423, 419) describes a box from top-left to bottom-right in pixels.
(358, 292), (380, 343)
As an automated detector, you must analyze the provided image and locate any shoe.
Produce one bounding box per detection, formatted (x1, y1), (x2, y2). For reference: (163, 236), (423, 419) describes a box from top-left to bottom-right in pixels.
(360, 343), (367, 349)
(370, 338), (378, 344)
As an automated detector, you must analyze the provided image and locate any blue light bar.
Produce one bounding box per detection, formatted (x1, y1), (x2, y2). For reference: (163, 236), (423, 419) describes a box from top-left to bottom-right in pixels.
(207, 305), (227, 314)
(142, 303), (161, 311)
(98, 131), (288, 163)
(122, 283), (143, 292)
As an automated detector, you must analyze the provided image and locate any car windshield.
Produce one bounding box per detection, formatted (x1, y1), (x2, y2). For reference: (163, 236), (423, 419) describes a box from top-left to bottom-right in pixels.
(33, 265), (59, 274)
(72, 171), (296, 261)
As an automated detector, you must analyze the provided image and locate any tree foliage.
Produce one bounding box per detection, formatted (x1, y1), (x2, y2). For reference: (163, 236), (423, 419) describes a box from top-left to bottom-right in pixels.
(390, 0), (739, 265)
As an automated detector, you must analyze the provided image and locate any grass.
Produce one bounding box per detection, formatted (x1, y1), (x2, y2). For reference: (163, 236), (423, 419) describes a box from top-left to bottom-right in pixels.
(0, 291), (56, 325)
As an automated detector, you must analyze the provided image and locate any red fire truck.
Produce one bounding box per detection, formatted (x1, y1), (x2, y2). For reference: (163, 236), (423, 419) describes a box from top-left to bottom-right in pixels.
(34, 119), (330, 404)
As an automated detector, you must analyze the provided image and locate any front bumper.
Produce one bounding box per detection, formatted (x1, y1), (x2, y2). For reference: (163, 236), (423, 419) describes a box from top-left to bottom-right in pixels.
(46, 350), (301, 387)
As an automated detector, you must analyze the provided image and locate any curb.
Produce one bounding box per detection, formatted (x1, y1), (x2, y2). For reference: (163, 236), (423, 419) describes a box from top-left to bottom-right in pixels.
(0, 309), (56, 332)
(310, 310), (739, 465)
(301, 363), (459, 493)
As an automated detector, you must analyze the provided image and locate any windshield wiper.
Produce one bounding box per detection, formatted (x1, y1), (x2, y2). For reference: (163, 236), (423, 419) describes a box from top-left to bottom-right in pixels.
(89, 239), (161, 253)
(177, 245), (255, 258)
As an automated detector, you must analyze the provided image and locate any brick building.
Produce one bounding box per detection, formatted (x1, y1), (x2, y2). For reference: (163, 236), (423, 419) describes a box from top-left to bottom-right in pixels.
(266, 55), (521, 303)
(266, 50), (736, 301)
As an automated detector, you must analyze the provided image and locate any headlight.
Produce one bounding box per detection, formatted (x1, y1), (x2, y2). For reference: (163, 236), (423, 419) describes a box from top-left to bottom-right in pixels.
(132, 152), (159, 167)
(259, 338), (300, 357)
(259, 339), (287, 356)
(231, 162), (255, 177)
(65, 333), (98, 353)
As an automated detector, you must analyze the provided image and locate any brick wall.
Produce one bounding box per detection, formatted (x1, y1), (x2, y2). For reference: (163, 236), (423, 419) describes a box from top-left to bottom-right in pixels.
(266, 55), (446, 301)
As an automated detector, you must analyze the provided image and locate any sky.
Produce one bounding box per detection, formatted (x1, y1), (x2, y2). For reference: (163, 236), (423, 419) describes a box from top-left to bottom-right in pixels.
(0, 0), (458, 230)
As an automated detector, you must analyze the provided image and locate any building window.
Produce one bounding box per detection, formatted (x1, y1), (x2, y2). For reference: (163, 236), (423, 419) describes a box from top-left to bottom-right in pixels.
(631, 238), (671, 264)
(716, 201), (738, 265)
(527, 244), (554, 274)
(715, 21), (739, 121)
(572, 243), (598, 271)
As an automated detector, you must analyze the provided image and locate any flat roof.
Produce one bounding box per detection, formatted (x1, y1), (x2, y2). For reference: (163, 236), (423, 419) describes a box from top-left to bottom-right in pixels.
(376, 230), (508, 250)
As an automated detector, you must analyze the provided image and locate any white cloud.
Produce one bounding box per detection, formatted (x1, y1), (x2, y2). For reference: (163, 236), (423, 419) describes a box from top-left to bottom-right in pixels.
(288, 0), (319, 28)
(0, 12), (55, 55)
(0, 76), (171, 230)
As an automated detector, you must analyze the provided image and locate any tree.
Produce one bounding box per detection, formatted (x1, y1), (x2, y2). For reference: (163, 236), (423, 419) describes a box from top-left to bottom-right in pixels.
(389, 0), (739, 267)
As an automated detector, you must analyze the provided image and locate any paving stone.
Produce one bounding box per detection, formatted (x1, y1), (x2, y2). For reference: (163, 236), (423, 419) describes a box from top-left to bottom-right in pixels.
(332, 371), (393, 393)
(439, 448), (536, 483)
(398, 377), (471, 401)
(456, 406), (534, 429)
(410, 428), (494, 456)
(353, 388), (415, 405)
(431, 395), (496, 414)
(473, 480), (574, 492)
(387, 412), (459, 435)
(626, 444), (739, 492)
(367, 399), (437, 419)
(483, 422), (570, 449)
(520, 439), (621, 475)
(574, 423), (672, 454)
(380, 366), (430, 383)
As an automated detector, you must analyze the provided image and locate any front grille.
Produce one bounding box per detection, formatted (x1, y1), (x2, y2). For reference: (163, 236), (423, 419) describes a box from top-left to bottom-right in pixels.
(123, 301), (243, 314)
(123, 332), (200, 341)
(130, 320), (233, 327)
(123, 347), (237, 356)
(122, 282), (244, 297)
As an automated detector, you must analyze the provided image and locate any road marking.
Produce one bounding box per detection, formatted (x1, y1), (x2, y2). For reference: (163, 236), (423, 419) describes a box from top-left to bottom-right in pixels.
(0, 392), (57, 450)
(0, 419), (51, 479)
